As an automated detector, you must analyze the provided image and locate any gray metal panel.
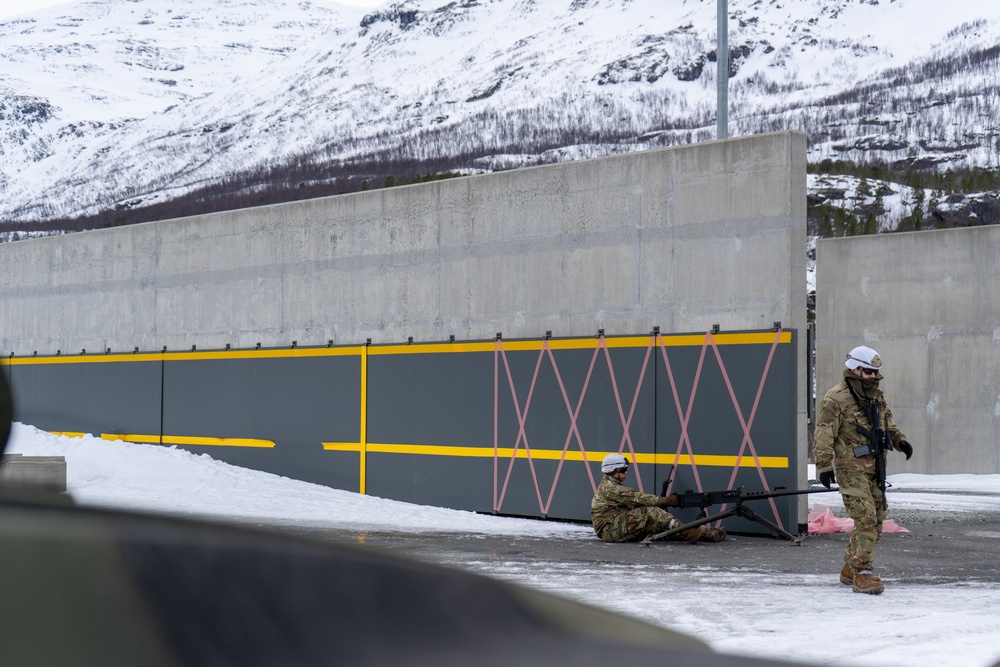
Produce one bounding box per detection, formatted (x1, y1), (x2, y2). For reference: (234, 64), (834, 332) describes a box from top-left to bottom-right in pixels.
(2, 330), (798, 529)
(656, 331), (798, 534)
(366, 453), (496, 513)
(494, 343), (656, 520)
(4, 358), (161, 437)
(365, 341), (659, 521)
(162, 358), (255, 436)
(161, 352), (361, 490)
(365, 348), (496, 510)
(367, 350), (493, 447)
(0, 366), (11, 448)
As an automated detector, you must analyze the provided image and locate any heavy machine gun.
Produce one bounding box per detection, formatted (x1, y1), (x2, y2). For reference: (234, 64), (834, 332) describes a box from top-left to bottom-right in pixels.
(641, 480), (836, 546)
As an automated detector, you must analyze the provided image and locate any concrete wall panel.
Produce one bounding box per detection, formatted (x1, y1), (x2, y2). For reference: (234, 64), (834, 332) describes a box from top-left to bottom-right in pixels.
(0, 132), (806, 357)
(816, 226), (1000, 474)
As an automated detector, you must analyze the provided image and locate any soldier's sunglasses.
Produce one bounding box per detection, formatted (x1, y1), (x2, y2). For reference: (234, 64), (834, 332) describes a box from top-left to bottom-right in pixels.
(859, 367), (879, 376)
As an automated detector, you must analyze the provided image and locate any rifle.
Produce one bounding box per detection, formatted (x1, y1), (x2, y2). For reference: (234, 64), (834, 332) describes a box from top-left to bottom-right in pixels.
(855, 401), (892, 508)
(642, 480), (836, 546)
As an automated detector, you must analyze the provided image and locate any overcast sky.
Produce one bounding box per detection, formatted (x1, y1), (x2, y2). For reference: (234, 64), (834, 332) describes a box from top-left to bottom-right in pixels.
(0, 0), (386, 21)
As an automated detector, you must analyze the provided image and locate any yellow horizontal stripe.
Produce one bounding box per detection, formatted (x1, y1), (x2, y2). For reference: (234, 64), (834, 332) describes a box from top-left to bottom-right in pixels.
(2, 347), (363, 365)
(367, 331), (789, 355)
(109, 433), (277, 448)
(9, 353), (164, 365)
(322, 442), (365, 452)
(367, 342), (497, 355)
(163, 347), (361, 362)
(323, 442), (787, 468)
(161, 435), (276, 448)
(48, 431), (275, 448)
(101, 433), (160, 444)
(654, 331), (791, 347)
(2, 331), (789, 366)
(657, 454), (788, 468)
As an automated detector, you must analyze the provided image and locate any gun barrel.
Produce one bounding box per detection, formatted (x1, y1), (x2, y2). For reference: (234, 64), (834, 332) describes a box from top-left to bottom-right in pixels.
(739, 487), (836, 501)
(675, 488), (742, 509)
(671, 486), (835, 510)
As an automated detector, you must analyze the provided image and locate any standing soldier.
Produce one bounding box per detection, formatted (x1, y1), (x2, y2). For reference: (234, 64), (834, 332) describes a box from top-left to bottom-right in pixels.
(591, 453), (726, 543)
(814, 345), (914, 594)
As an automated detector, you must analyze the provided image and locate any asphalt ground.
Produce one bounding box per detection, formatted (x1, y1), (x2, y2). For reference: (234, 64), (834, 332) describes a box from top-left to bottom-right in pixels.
(216, 493), (1000, 667)
(272, 505), (1000, 588)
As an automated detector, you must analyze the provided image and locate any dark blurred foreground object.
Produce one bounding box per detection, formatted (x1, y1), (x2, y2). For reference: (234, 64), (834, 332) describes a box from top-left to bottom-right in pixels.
(0, 500), (829, 667)
(0, 373), (814, 667)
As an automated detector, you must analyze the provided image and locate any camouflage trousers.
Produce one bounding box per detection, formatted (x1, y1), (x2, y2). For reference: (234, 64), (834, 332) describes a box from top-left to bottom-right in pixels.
(836, 468), (887, 571)
(596, 506), (681, 543)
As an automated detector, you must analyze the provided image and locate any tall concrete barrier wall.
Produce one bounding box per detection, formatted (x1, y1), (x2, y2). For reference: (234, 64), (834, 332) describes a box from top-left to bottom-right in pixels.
(815, 226), (1000, 474)
(0, 131), (806, 352)
(1, 131), (810, 513)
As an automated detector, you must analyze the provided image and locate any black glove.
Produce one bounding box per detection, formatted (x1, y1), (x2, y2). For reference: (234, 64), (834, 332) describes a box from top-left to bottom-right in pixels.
(898, 440), (913, 460)
(819, 470), (836, 489)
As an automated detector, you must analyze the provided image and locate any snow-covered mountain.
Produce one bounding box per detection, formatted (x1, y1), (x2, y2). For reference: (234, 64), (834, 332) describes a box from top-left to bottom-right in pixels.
(1, 0), (998, 228)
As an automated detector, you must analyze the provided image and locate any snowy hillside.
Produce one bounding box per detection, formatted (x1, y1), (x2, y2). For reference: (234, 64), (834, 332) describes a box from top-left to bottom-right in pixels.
(1, 0), (998, 227)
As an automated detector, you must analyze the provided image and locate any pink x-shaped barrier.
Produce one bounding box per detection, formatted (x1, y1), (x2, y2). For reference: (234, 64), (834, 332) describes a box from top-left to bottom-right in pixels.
(492, 329), (790, 530)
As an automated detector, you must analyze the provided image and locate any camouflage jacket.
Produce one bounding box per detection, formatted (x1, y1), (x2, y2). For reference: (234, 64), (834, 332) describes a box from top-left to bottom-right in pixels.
(591, 474), (660, 533)
(814, 377), (906, 476)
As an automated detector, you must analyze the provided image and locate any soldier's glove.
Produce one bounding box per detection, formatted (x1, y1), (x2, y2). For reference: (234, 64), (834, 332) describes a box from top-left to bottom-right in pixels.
(819, 470), (836, 489)
(657, 494), (679, 508)
(898, 440), (913, 460)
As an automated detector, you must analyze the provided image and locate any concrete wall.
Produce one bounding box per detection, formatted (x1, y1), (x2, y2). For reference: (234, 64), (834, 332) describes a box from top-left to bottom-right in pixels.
(815, 226), (1000, 474)
(1, 130), (809, 484)
(1, 132), (806, 352)
(0, 454), (67, 493)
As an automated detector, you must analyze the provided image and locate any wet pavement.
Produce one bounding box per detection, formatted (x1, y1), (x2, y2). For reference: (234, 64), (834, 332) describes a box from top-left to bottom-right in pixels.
(222, 501), (1000, 667)
(268, 511), (1000, 587)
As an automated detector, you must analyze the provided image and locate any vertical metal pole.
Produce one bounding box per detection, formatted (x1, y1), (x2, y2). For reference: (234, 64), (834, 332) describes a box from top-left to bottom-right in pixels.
(717, 0), (729, 140)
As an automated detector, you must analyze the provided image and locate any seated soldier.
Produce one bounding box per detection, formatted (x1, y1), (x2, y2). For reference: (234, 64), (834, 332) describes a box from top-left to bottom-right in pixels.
(591, 453), (726, 543)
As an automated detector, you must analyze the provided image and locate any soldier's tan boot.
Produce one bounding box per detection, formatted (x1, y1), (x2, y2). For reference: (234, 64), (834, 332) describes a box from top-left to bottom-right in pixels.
(677, 525), (727, 543)
(677, 526), (705, 543)
(702, 527), (727, 542)
(852, 569), (885, 595)
(840, 564), (855, 585)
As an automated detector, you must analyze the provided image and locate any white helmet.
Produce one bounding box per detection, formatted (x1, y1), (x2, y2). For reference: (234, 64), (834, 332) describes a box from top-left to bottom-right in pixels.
(601, 453), (629, 473)
(845, 345), (882, 371)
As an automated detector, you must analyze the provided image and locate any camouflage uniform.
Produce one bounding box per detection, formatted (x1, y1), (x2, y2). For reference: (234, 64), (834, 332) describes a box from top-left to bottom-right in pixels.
(814, 369), (908, 572)
(591, 474), (683, 542)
